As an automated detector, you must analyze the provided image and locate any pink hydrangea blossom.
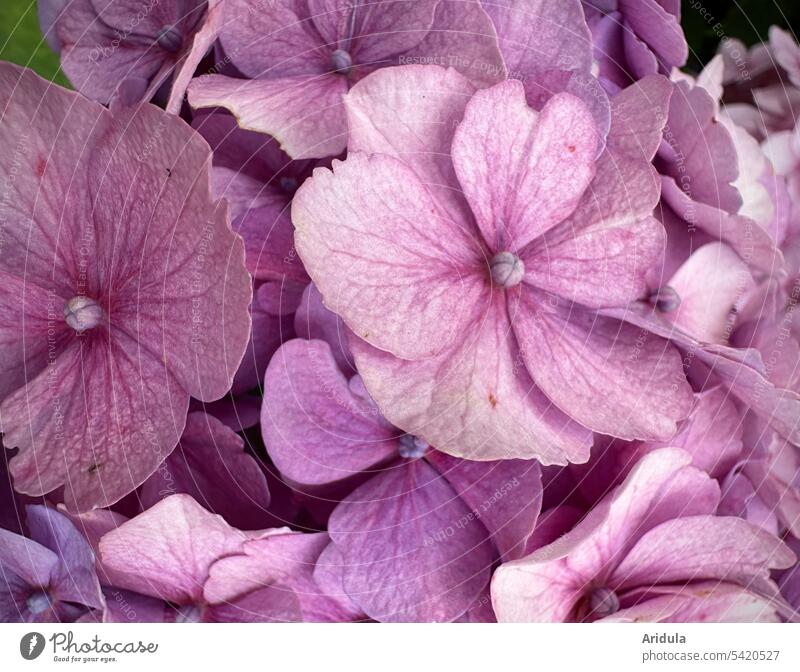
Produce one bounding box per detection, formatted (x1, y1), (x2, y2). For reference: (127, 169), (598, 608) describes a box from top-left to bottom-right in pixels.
(292, 65), (692, 463)
(0, 63), (251, 511)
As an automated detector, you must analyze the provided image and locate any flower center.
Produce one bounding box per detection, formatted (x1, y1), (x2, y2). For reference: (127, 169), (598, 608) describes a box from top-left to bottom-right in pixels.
(398, 434), (429, 459)
(331, 49), (353, 74)
(649, 285), (681, 312)
(64, 296), (103, 333)
(26, 589), (52, 615)
(155, 25), (183, 53)
(587, 586), (619, 619)
(489, 251), (525, 288)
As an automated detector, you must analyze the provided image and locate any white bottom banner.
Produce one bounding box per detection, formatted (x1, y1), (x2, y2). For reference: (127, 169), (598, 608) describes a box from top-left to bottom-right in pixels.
(1, 623), (799, 671)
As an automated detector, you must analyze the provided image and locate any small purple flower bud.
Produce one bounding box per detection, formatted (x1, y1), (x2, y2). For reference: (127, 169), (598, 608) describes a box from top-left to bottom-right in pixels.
(155, 25), (183, 53)
(398, 435), (429, 459)
(489, 251), (525, 288)
(588, 587), (619, 618)
(649, 285), (681, 313)
(26, 589), (52, 615)
(279, 176), (299, 194)
(331, 49), (353, 74)
(64, 296), (103, 333)
(175, 604), (203, 623)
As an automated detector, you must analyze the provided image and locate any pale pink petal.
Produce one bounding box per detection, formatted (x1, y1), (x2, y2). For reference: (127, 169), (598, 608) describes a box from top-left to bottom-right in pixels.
(98, 495), (248, 604)
(293, 152), (487, 360)
(188, 74), (348, 159)
(351, 295), (593, 463)
(344, 64), (476, 225)
(513, 292), (693, 441)
(665, 242), (754, 344)
(451, 83), (597, 250)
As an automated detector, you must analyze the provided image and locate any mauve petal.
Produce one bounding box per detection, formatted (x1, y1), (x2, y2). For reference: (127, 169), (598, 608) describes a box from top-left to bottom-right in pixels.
(660, 176), (781, 274)
(313, 0), (438, 65)
(192, 394), (262, 432)
(188, 74), (348, 159)
(57, 0), (166, 103)
(220, 0), (327, 78)
(451, 84), (597, 251)
(102, 587), (171, 623)
(166, 0), (225, 114)
(140, 412), (271, 530)
(613, 516), (795, 590)
(329, 460), (495, 622)
(205, 531), (334, 621)
(26, 506), (104, 612)
(403, 0), (505, 86)
(425, 451), (542, 561)
(484, 0), (593, 77)
(521, 152), (663, 308)
(233, 202), (310, 283)
(661, 80), (741, 212)
(0, 274), (71, 401)
(294, 283), (354, 374)
(345, 64), (476, 226)
(665, 243), (754, 344)
(87, 103), (252, 402)
(606, 74), (673, 161)
(0, 65), (102, 289)
(205, 584), (302, 623)
(770, 26), (800, 88)
(311, 542), (367, 621)
(603, 302), (800, 445)
(2, 335), (188, 512)
(351, 295), (593, 463)
(99, 495), (248, 604)
(262, 339), (397, 487)
(37, 0), (69, 52)
(513, 292), (692, 441)
(618, 0), (687, 72)
(523, 69), (611, 156)
(0, 529), (57, 589)
(293, 151), (487, 360)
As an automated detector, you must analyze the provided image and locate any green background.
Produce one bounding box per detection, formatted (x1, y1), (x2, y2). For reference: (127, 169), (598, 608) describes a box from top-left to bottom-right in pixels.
(0, 0), (798, 86)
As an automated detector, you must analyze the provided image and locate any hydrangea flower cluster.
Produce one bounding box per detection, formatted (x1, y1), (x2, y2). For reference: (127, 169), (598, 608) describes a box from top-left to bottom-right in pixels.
(1, 0), (798, 623)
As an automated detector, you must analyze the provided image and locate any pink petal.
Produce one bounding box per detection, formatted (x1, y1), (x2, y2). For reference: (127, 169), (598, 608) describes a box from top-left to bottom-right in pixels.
(613, 516), (796, 590)
(293, 151), (486, 360)
(604, 582), (781, 623)
(451, 83), (597, 251)
(98, 495), (248, 605)
(513, 291), (693, 441)
(294, 283), (354, 374)
(351, 295), (593, 463)
(491, 448), (718, 621)
(329, 460), (495, 622)
(188, 74), (348, 159)
(345, 64), (476, 226)
(521, 152), (664, 307)
(665, 242), (755, 344)
(261, 339), (397, 487)
(2, 336), (188, 512)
